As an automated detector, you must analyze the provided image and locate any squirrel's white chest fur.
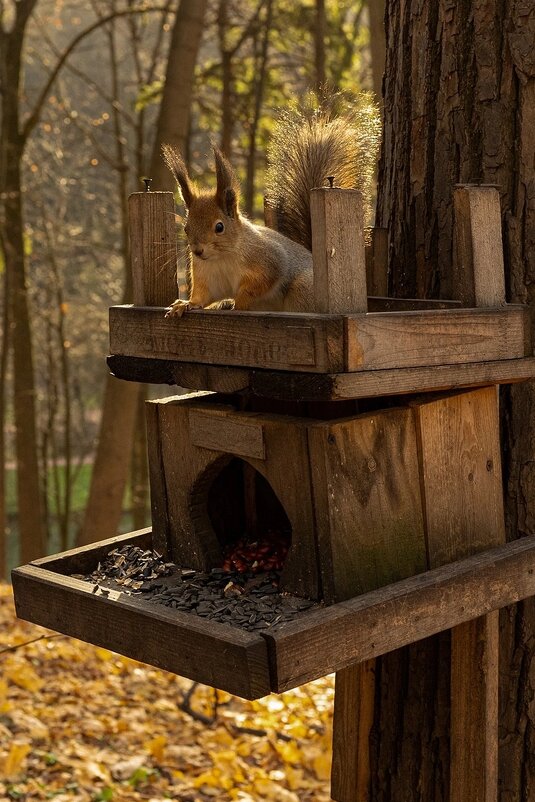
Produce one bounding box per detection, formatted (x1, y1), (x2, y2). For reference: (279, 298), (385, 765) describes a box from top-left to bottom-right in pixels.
(194, 253), (242, 300)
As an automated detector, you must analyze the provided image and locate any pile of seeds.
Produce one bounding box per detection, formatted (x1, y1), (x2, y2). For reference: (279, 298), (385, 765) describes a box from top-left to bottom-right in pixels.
(81, 544), (318, 632)
(82, 544), (175, 591)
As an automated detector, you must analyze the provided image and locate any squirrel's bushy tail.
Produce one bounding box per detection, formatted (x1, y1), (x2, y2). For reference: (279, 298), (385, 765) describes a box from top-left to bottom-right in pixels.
(265, 91), (381, 251)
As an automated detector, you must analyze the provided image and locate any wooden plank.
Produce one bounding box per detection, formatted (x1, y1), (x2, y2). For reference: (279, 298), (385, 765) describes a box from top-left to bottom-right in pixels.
(345, 306), (530, 371)
(30, 528), (153, 574)
(129, 191), (178, 307)
(332, 662), (375, 802)
(108, 354), (535, 402)
(311, 187), (368, 314)
(331, 357), (535, 400)
(453, 185), (506, 307)
(367, 296), (461, 311)
(413, 386), (504, 800)
(308, 407), (427, 603)
(412, 387), (505, 566)
(263, 535), (535, 692)
(108, 354), (250, 394)
(12, 564), (271, 700)
(450, 612), (499, 802)
(145, 403), (171, 556)
(323, 405), (427, 802)
(189, 408), (266, 460)
(109, 305), (345, 373)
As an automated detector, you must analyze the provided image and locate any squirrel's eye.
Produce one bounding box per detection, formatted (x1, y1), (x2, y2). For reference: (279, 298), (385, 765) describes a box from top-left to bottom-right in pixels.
(214, 221), (225, 234)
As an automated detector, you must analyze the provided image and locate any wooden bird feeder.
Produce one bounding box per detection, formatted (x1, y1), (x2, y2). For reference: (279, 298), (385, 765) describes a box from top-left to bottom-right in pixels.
(12, 182), (535, 801)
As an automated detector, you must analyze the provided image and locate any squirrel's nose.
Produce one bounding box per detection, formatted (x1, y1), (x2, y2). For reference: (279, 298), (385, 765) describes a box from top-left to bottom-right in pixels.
(193, 246), (204, 257)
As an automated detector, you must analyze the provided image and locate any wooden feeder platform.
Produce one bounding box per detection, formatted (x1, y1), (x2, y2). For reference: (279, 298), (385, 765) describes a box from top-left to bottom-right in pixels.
(108, 303), (535, 401)
(12, 183), (535, 801)
(12, 529), (535, 700)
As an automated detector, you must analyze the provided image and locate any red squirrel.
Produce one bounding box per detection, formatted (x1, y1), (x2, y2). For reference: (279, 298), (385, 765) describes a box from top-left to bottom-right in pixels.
(162, 93), (380, 317)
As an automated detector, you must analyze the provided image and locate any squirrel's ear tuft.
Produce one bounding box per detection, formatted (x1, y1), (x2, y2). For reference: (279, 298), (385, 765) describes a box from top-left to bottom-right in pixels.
(162, 144), (195, 208)
(213, 145), (239, 218)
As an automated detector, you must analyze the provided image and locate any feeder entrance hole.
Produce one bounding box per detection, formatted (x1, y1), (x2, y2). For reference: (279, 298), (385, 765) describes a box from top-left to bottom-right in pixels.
(194, 457), (292, 574)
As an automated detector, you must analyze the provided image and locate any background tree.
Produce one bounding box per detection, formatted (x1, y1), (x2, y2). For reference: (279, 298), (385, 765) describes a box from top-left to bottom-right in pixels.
(365, 1), (535, 799)
(78, 0), (208, 546)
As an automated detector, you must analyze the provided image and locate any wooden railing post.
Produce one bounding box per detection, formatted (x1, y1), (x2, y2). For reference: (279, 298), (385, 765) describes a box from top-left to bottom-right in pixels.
(310, 186), (368, 313)
(449, 183), (505, 802)
(129, 189), (178, 307)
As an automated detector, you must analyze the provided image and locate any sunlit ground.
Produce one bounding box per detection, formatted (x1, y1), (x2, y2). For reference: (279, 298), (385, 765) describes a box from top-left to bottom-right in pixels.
(0, 583), (333, 801)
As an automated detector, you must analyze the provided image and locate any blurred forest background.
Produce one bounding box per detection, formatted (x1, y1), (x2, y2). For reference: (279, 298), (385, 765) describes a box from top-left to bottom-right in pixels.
(0, 0), (384, 576)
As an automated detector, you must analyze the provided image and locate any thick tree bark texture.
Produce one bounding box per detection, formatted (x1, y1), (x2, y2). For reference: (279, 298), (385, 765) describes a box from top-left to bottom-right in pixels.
(374, 2), (535, 800)
(0, 1), (47, 563)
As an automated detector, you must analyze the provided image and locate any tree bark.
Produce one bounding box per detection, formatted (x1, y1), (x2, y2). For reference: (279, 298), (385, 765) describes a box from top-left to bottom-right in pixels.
(367, 0), (385, 108)
(371, 1), (535, 799)
(0, 2), (47, 563)
(78, 0), (207, 544)
(150, 0), (208, 188)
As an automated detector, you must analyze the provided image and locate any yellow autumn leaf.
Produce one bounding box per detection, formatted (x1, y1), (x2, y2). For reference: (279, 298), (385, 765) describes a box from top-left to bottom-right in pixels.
(2, 742), (31, 779)
(0, 678), (11, 713)
(144, 734), (167, 762)
(5, 663), (44, 692)
(94, 647), (113, 661)
(312, 749), (332, 780)
(275, 739), (303, 765)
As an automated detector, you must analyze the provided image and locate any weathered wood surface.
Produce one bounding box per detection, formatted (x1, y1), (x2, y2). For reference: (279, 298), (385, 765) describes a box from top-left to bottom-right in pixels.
(311, 187), (368, 314)
(308, 407), (426, 604)
(110, 304), (530, 376)
(264, 535), (535, 692)
(108, 353), (535, 401)
(30, 528), (153, 575)
(451, 611), (499, 802)
(345, 306), (530, 371)
(332, 661), (376, 802)
(327, 405), (427, 802)
(109, 305), (345, 373)
(453, 185), (506, 308)
(129, 192), (178, 307)
(412, 387), (505, 567)
(189, 408), (266, 460)
(12, 563), (271, 700)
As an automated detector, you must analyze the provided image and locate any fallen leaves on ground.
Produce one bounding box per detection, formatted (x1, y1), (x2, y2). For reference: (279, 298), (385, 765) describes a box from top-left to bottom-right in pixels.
(0, 583), (334, 801)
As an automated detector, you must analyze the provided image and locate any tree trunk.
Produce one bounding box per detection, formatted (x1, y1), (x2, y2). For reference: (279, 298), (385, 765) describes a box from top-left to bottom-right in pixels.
(367, 0), (385, 108)
(78, 0), (207, 545)
(0, 3), (47, 564)
(150, 0), (208, 187)
(370, 1), (535, 799)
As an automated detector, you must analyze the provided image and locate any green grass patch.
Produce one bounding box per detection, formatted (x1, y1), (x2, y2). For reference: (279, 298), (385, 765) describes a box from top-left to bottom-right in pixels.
(5, 462), (93, 515)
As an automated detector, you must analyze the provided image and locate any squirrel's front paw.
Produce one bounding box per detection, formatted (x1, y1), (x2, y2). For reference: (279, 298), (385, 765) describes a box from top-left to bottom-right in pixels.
(206, 298), (235, 311)
(165, 299), (202, 318)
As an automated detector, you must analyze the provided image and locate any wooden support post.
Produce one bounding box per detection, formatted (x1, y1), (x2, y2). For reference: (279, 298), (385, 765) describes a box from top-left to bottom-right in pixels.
(448, 186), (505, 800)
(453, 185), (506, 307)
(328, 406), (427, 802)
(129, 190), (178, 307)
(415, 386), (503, 802)
(310, 187), (368, 313)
